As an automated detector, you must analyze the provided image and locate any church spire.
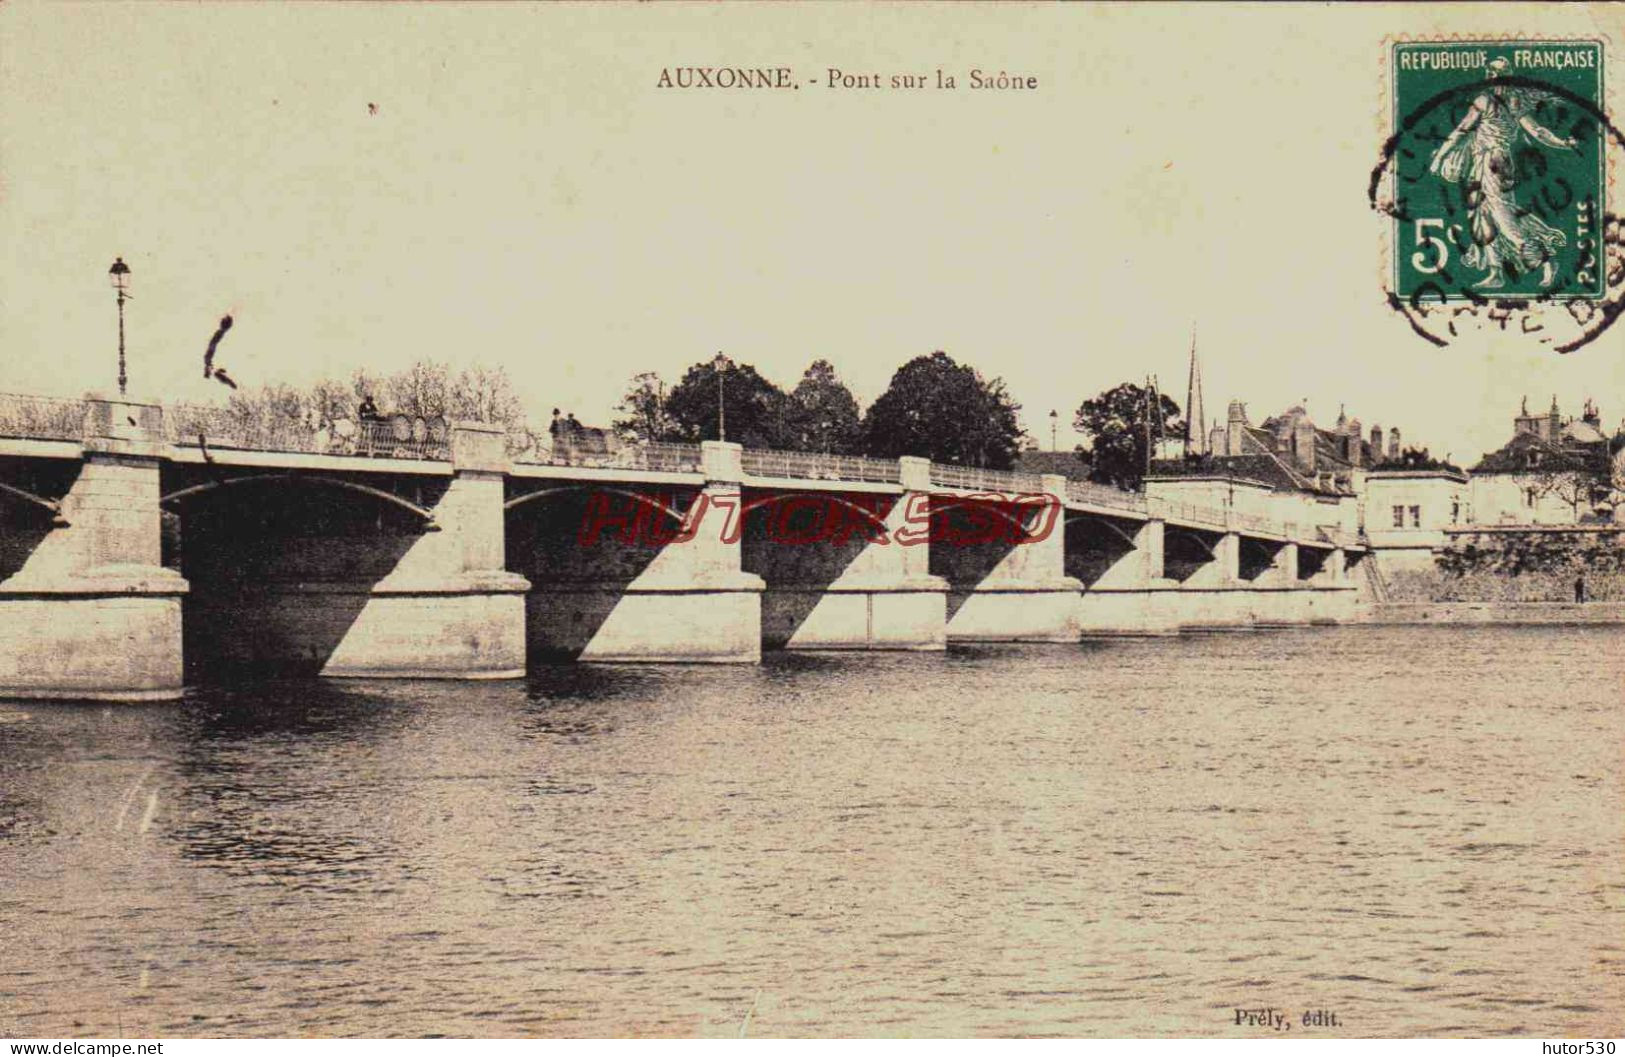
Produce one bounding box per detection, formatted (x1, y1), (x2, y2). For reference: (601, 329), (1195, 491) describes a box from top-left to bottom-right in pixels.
(1184, 325), (1207, 457)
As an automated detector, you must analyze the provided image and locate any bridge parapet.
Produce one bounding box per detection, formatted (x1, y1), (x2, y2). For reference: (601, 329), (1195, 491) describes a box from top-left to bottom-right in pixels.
(512, 438), (704, 475)
(929, 463), (1044, 494)
(164, 403), (450, 461)
(1231, 510), (1274, 535)
(1148, 496), (1230, 531)
(1316, 526), (1362, 550)
(741, 448), (901, 485)
(1064, 478), (1148, 516)
(0, 392), (88, 442)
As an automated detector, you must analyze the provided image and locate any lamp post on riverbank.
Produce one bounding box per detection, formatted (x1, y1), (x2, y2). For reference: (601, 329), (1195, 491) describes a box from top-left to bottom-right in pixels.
(108, 257), (131, 396)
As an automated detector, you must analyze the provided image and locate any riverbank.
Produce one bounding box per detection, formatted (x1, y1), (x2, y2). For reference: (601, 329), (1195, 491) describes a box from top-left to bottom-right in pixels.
(1360, 600), (1625, 625)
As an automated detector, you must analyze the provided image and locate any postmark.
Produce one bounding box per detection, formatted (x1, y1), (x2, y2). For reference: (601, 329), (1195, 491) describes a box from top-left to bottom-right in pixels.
(1371, 39), (1625, 353)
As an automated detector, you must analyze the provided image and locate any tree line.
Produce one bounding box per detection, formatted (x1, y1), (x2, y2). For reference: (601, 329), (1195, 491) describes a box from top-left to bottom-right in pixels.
(212, 352), (1187, 484)
(211, 360), (528, 435)
(614, 351), (1026, 469)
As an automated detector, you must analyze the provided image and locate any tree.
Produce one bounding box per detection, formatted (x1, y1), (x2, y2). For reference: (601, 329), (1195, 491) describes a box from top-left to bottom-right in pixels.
(345, 360), (525, 426)
(307, 377), (354, 426)
(383, 359), (451, 420)
(613, 371), (679, 442)
(860, 351), (1025, 468)
(1529, 465), (1605, 520)
(449, 364), (527, 427)
(664, 357), (793, 448)
(1372, 446), (1465, 474)
(783, 360), (863, 453)
(1074, 382), (1184, 490)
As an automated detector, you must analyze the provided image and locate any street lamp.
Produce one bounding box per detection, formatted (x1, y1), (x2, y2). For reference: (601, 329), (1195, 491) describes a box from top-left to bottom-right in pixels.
(1049, 409), (1058, 452)
(108, 257), (131, 396)
(711, 351), (732, 442)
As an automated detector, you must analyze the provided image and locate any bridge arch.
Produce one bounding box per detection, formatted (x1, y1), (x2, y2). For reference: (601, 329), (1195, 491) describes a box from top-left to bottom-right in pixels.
(161, 473), (440, 528)
(930, 494), (1055, 541)
(1063, 510), (1141, 548)
(738, 491), (891, 534)
(0, 481), (67, 524)
(504, 484), (691, 526)
(1163, 524), (1220, 556)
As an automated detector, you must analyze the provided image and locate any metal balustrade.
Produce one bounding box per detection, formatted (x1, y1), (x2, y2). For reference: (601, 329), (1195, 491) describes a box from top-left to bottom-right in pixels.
(512, 437), (704, 475)
(741, 448), (901, 484)
(0, 393), (87, 441)
(1230, 510), (1276, 534)
(1064, 478), (1149, 514)
(928, 463), (1045, 494)
(166, 404), (450, 461)
(1147, 496), (1230, 530)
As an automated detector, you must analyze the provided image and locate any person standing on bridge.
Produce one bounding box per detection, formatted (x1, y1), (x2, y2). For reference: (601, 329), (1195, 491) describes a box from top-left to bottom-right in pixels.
(564, 413), (582, 461)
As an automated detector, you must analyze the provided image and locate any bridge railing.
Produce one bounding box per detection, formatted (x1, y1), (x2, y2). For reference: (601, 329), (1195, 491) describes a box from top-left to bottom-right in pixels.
(1230, 510), (1277, 535)
(928, 463), (1046, 494)
(1317, 525), (1359, 549)
(512, 437), (705, 475)
(0, 392), (87, 442)
(741, 448), (901, 484)
(1065, 478), (1149, 515)
(166, 405), (450, 461)
(1147, 496), (1230, 531)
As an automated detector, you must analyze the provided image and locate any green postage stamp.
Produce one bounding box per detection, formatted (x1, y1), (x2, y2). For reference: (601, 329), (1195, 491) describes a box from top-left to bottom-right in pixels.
(1389, 40), (1606, 303)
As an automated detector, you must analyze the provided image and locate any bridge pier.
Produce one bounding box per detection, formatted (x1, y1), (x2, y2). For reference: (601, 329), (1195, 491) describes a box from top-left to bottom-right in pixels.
(1303, 547), (1358, 623)
(518, 442), (764, 663)
(940, 474), (1082, 643)
(751, 458), (947, 651)
(178, 422), (530, 679)
(0, 396), (188, 700)
(320, 424), (530, 678)
(1249, 542), (1306, 627)
(1174, 531), (1258, 631)
(1074, 518), (1179, 636)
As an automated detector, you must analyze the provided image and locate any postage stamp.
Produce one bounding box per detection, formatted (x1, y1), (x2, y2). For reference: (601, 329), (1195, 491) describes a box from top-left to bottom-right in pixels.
(1390, 40), (1605, 301)
(1373, 38), (1625, 354)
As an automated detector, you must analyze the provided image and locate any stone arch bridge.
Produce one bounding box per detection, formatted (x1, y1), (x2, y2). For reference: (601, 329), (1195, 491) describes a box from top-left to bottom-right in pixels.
(0, 394), (1362, 700)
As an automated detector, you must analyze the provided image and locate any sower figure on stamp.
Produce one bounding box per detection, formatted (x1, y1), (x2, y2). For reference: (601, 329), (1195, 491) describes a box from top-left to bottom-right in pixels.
(1428, 57), (1579, 289)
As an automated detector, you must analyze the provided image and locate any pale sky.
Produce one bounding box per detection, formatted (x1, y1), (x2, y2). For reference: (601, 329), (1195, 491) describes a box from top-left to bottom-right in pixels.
(1, 2), (1620, 462)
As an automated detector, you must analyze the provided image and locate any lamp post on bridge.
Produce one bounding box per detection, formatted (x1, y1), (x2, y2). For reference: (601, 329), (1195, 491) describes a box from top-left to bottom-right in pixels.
(1049, 409), (1058, 452)
(712, 351), (732, 442)
(108, 257), (131, 396)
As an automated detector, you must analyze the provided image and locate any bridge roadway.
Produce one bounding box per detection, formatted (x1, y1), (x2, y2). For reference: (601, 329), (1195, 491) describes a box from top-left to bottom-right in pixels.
(0, 394), (1363, 700)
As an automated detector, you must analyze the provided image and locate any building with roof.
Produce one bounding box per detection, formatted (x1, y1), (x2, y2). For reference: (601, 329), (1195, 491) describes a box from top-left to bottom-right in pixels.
(1468, 397), (1622, 525)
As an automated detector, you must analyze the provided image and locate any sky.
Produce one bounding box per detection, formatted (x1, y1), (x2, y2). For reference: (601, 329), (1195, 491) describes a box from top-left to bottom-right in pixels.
(1, 2), (1621, 463)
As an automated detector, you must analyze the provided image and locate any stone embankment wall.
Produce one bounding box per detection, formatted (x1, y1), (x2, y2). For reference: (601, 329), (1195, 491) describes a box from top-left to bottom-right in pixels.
(1377, 527), (1624, 603)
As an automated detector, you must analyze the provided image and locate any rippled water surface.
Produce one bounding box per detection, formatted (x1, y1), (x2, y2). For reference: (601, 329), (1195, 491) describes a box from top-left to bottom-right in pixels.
(1, 626), (1621, 1038)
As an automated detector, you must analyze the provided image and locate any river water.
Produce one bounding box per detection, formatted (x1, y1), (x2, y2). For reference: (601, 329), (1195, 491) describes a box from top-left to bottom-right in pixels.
(1, 626), (1620, 1038)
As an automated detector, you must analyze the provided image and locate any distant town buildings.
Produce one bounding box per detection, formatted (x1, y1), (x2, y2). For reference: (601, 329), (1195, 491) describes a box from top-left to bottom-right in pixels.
(1200, 400), (1383, 496)
(1468, 397), (1622, 526)
(1139, 391), (1622, 569)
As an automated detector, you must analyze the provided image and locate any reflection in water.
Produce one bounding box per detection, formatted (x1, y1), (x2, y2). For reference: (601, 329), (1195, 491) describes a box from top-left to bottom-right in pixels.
(0, 627), (1621, 1038)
